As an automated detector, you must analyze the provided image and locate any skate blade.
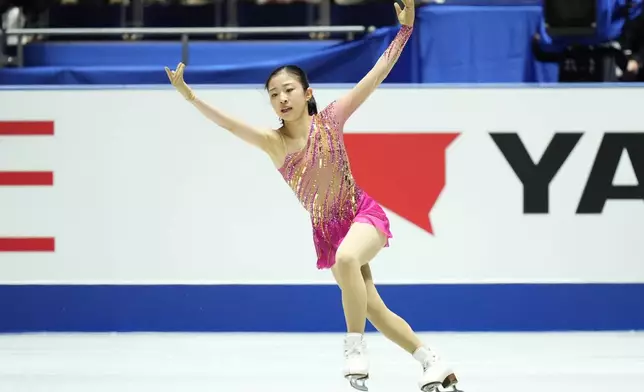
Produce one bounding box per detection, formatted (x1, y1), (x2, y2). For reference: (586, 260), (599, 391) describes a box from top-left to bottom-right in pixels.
(422, 385), (463, 392)
(422, 373), (461, 392)
(421, 382), (440, 392)
(345, 374), (369, 391)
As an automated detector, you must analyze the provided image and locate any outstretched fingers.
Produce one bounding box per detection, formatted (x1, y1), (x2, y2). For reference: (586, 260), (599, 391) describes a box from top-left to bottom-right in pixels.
(165, 62), (185, 84)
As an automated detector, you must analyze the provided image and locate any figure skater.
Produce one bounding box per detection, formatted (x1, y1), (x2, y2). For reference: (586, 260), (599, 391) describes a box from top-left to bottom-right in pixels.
(165, 1), (458, 391)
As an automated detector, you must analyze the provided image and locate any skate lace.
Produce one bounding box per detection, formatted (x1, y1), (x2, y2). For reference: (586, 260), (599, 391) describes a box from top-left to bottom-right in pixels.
(423, 352), (439, 371)
(344, 340), (364, 358)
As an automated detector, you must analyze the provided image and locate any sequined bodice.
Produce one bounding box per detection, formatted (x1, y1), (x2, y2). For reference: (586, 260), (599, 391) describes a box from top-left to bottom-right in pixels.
(278, 102), (361, 226)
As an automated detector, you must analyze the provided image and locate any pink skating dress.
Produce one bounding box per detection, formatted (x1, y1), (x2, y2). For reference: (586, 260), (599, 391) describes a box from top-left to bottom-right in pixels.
(277, 25), (413, 269)
(279, 97), (392, 269)
(278, 100), (393, 269)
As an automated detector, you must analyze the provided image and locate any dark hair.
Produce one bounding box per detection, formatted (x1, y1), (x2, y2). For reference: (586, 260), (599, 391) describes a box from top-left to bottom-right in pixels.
(265, 65), (318, 118)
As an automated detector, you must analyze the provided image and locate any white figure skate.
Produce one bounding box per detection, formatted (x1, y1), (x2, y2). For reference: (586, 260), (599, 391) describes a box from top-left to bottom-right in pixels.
(417, 349), (460, 392)
(343, 333), (369, 391)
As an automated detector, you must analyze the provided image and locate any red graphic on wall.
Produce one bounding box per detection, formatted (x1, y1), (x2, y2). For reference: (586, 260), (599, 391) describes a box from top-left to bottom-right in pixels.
(344, 133), (459, 234)
(0, 121), (55, 252)
(0, 238), (55, 252)
(0, 121), (54, 136)
(0, 172), (53, 186)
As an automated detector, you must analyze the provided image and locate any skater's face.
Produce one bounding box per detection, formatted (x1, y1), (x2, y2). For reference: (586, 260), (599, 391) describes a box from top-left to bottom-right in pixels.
(267, 70), (313, 122)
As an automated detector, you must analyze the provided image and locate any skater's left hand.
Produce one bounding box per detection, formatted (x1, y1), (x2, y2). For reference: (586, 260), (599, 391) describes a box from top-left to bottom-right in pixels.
(395, 0), (415, 27)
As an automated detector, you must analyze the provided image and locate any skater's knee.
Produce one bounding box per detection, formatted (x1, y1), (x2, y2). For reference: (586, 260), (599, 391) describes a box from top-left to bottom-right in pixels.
(335, 250), (360, 271)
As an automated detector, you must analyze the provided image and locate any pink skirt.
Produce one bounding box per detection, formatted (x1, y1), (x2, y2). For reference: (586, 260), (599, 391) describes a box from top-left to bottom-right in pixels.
(312, 191), (393, 269)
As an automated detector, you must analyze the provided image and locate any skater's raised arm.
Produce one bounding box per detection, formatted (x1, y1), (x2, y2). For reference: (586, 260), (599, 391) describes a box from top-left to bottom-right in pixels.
(165, 63), (281, 155)
(334, 0), (414, 126)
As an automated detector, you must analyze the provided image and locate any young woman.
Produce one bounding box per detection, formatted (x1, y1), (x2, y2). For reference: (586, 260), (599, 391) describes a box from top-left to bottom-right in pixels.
(165, 1), (458, 391)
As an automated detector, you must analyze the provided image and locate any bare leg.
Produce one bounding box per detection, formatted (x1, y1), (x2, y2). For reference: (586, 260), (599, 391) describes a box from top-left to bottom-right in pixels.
(331, 222), (386, 334)
(331, 222), (386, 389)
(360, 264), (424, 354)
(330, 223), (458, 391)
(357, 267), (459, 391)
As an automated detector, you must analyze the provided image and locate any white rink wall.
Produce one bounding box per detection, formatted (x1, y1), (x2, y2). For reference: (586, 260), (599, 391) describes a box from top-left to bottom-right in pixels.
(0, 85), (642, 332)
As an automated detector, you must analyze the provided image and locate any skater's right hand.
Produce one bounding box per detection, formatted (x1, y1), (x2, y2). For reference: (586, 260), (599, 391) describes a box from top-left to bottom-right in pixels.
(165, 62), (195, 101)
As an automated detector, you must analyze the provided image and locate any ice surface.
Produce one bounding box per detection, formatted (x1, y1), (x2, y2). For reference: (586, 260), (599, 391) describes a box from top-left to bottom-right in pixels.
(0, 331), (643, 392)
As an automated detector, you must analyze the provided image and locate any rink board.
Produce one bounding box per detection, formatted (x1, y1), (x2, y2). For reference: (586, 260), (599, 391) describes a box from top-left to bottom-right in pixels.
(1, 85), (643, 332)
(1, 283), (644, 332)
